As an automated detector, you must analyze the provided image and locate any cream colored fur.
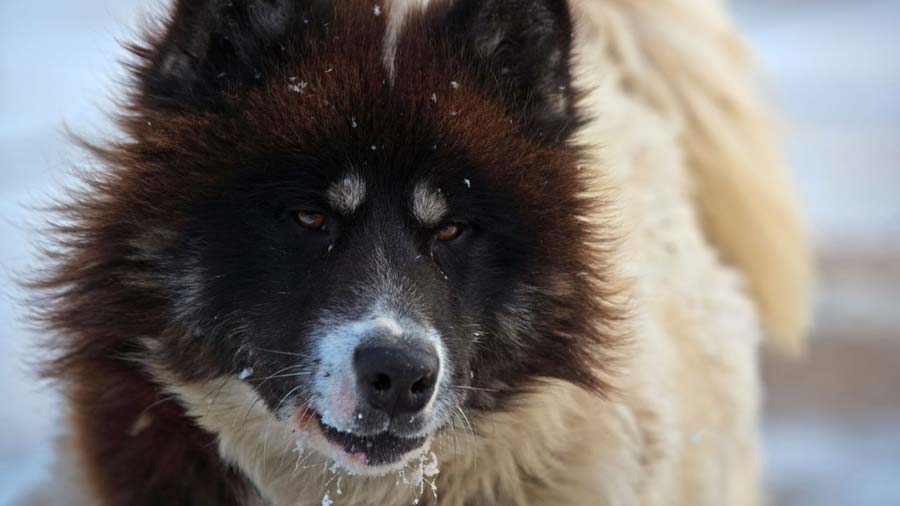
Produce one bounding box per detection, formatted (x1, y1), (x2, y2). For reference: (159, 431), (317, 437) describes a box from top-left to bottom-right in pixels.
(43, 0), (812, 504)
(572, 0), (813, 350)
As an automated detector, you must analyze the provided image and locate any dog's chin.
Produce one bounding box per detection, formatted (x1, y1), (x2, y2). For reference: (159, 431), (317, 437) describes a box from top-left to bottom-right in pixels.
(295, 411), (432, 476)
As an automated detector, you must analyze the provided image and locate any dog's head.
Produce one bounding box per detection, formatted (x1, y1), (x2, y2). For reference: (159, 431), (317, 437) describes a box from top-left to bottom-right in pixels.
(55, 0), (619, 477)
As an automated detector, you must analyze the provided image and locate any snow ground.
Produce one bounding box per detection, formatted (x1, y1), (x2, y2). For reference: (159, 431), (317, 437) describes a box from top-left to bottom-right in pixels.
(1, 0), (898, 504)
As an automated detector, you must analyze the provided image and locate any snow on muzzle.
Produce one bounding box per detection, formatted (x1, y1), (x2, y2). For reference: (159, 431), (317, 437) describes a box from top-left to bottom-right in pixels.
(302, 314), (448, 468)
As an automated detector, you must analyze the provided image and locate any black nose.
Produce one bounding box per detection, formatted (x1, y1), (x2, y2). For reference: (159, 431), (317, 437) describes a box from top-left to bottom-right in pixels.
(353, 339), (439, 417)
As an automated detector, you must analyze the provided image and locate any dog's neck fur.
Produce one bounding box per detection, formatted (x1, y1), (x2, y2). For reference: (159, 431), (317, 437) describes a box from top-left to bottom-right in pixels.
(152, 371), (646, 506)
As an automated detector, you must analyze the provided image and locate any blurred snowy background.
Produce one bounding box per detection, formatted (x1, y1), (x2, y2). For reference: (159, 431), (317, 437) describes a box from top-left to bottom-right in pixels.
(1, 0), (898, 504)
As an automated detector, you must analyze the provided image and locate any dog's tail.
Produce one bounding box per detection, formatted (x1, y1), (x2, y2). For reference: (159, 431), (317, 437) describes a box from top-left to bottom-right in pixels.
(576, 0), (814, 351)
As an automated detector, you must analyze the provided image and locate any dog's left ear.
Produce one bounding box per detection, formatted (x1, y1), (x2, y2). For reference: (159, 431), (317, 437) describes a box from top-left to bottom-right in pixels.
(442, 0), (576, 135)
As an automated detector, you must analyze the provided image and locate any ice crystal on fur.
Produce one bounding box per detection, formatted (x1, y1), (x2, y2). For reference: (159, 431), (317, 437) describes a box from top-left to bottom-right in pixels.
(408, 451), (440, 504)
(288, 80), (308, 94)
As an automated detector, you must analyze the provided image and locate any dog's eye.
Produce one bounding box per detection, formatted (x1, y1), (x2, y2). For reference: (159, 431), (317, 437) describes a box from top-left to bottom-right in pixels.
(434, 223), (464, 242)
(294, 210), (327, 231)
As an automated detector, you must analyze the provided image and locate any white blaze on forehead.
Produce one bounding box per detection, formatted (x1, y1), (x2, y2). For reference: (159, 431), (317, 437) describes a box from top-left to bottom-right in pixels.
(411, 182), (448, 226)
(382, 0), (432, 79)
(327, 172), (366, 214)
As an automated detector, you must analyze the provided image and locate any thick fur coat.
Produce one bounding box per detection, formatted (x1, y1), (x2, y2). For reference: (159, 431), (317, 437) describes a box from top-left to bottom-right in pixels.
(29, 0), (812, 505)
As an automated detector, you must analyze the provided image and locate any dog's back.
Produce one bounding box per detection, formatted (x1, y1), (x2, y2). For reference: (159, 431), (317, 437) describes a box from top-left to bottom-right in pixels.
(575, 0), (812, 349)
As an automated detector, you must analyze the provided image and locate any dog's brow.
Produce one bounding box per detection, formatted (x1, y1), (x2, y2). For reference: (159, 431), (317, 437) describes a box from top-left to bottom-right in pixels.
(327, 172), (367, 215)
(411, 183), (448, 226)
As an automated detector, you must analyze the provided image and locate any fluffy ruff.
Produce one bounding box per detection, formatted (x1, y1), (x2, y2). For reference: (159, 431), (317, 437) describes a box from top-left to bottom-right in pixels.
(29, 0), (812, 505)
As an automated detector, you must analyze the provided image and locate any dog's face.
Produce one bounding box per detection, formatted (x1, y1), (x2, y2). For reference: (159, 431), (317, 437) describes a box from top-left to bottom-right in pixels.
(95, 0), (616, 476)
(170, 147), (550, 470)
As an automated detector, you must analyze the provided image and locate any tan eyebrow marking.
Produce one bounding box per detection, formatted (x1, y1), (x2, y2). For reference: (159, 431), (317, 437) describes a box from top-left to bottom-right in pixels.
(411, 182), (448, 226)
(327, 172), (367, 215)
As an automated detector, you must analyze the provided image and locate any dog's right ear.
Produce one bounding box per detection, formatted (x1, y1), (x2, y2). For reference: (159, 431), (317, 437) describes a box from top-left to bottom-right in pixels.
(136, 0), (323, 109)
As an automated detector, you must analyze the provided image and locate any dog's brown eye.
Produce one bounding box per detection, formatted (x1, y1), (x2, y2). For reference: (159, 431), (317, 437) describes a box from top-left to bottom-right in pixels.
(435, 223), (463, 242)
(294, 210), (326, 230)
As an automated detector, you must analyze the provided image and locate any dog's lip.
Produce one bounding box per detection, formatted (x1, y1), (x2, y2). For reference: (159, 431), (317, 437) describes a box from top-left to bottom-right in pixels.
(313, 413), (428, 466)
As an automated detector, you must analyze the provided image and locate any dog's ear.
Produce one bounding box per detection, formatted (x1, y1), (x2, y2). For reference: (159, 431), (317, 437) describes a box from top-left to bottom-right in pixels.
(136, 0), (320, 109)
(442, 0), (576, 135)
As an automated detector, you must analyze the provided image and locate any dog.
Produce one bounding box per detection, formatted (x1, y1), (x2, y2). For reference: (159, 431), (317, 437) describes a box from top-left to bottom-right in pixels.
(31, 0), (813, 504)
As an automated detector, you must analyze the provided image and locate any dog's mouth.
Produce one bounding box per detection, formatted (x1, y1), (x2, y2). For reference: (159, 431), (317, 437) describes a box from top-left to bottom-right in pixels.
(313, 413), (428, 467)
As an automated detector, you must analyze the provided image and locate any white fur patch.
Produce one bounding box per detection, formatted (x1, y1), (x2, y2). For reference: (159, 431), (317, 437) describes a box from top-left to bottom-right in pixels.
(327, 172), (367, 215)
(142, 366), (303, 506)
(382, 0), (421, 79)
(311, 312), (447, 434)
(143, 357), (442, 505)
(411, 182), (448, 226)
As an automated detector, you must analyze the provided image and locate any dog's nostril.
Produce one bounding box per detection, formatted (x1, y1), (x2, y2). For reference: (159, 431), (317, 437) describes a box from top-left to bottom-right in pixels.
(410, 374), (433, 395)
(372, 373), (392, 393)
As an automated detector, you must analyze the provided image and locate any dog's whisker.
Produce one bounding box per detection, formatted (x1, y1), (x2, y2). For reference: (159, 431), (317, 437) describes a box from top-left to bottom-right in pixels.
(453, 385), (499, 393)
(249, 371), (313, 382)
(274, 384), (304, 414)
(238, 391), (267, 434)
(255, 347), (307, 357)
(201, 376), (233, 415)
(249, 364), (312, 391)
(454, 405), (479, 469)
